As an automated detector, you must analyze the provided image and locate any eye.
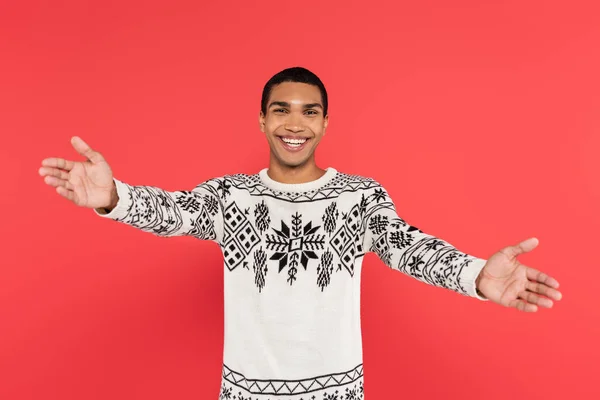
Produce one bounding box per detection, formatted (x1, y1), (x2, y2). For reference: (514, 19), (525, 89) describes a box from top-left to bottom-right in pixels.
(305, 110), (318, 115)
(273, 108), (287, 113)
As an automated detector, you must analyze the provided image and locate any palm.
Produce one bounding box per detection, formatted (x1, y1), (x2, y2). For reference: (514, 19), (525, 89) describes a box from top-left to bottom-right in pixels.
(477, 251), (526, 304)
(477, 238), (562, 312)
(68, 160), (114, 208)
(39, 136), (115, 209)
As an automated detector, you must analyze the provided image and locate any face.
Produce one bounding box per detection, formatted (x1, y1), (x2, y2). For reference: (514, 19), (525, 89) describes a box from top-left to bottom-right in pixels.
(259, 82), (328, 168)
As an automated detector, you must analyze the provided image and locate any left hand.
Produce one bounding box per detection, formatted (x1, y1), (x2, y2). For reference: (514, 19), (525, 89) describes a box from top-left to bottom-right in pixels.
(476, 237), (562, 312)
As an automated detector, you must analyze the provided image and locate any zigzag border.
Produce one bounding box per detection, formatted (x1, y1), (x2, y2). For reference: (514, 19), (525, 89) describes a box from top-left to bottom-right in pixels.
(226, 172), (381, 203)
(222, 363), (364, 395)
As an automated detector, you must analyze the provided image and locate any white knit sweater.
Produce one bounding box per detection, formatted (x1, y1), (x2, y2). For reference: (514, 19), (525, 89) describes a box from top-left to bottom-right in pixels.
(96, 167), (488, 399)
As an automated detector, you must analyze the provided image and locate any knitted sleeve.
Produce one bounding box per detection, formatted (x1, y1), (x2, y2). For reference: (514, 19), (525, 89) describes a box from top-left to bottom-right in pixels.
(361, 183), (488, 301)
(94, 177), (226, 245)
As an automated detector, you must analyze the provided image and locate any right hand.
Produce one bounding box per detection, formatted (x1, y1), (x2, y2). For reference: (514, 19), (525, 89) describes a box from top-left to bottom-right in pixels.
(39, 136), (117, 210)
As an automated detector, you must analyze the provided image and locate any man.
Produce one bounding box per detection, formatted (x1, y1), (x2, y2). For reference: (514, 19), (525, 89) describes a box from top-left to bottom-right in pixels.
(38, 67), (562, 399)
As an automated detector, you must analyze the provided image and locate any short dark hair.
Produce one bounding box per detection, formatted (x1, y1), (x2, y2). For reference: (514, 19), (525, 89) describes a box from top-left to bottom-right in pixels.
(261, 66), (328, 116)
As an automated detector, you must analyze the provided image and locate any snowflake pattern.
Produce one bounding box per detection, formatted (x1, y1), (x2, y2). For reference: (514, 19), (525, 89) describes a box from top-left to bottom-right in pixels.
(175, 191), (201, 213)
(204, 194), (220, 216)
(113, 172), (483, 297)
(367, 213), (388, 236)
(107, 170), (488, 400)
(363, 188), (481, 295)
(266, 212), (325, 285)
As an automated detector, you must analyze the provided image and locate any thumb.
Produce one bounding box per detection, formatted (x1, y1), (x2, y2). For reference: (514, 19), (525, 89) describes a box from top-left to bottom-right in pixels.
(71, 136), (105, 164)
(507, 237), (539, 258)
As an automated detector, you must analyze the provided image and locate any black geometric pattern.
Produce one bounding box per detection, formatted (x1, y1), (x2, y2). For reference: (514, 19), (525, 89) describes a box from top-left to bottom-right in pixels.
(328, 202), (365, 276)
(254, 200), (271, 234)
(113, 180), (224, 242)
(127, 187), (183, 235)
(216, 178), (232, 200)
(202, 193), (220, 216)
(220, 363), (364, 398)
(185, 204), (217, 241)
(253, 246), (268, 293)
(362, 188), (479, 297)
(265, 212), (325, 285)
(317, 248), (334, 291)
(224, 170), (380, 203)
(115, 170), (482, 297)
(176, 192), (202, 213)
(223, 201), (260, 271)
(367, 213), (388, 236)
(322, 201), (339, 235)
(107, 170), (489, 400)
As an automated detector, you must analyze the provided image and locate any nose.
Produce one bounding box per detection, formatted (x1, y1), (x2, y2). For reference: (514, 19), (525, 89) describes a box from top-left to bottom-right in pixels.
(284, 114), (305, 133)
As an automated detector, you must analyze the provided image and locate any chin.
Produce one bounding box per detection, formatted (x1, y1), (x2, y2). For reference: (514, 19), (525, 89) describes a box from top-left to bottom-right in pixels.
(267, 140), (316, 168)
(274, 154), (310, 168)
(279, 159), (306, 168)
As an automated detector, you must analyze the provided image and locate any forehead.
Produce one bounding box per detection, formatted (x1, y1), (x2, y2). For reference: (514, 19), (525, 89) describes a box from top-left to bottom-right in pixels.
(269, 82), (322, 104)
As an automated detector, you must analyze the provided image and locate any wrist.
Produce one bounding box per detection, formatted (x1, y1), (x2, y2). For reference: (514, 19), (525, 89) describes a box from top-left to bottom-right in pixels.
(96, 180), (119, 215)
(475, 270), (487, 299)
(109, 181), (119, 209)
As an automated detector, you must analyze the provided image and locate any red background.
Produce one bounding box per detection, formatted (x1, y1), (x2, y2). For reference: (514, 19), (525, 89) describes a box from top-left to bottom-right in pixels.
(1, 1), (598, 399)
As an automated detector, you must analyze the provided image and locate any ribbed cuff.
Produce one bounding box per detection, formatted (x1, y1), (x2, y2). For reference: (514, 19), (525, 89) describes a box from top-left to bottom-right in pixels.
(93, 178), (131, 220)
(460, 257), (489, 301)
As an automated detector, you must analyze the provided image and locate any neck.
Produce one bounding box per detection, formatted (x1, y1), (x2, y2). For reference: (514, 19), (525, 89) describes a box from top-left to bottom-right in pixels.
(267, 159), (326, 184)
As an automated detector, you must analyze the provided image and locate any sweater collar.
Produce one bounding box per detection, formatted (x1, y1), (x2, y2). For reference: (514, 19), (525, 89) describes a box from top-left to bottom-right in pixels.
(258, 167), (337, 193)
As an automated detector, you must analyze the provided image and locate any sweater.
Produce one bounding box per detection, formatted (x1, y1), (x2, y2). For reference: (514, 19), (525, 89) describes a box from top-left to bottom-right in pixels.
(95, 167), (488, 400)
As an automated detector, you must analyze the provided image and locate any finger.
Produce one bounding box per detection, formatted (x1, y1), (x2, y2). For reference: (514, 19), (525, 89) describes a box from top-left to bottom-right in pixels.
(44, 175), (74, 190)
(510, 237), (540, 257)
(38, 166), (69, 180)
(508, 298), (538, 312)
(526, 280), (562, 301)
(56, 186), (75, 202)
(71, 136), (105, 164)
(519, 289), (553, 308)
(41, 157), (75, 171)
(525, 266), (560, 290)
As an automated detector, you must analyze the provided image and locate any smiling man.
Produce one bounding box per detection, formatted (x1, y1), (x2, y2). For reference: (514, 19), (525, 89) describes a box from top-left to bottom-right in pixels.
(39, 66), (562, 399)
(259, 77), (329, 184)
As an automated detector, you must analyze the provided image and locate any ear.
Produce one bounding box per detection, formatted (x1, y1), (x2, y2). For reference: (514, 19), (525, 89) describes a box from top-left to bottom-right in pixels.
(323, 114), (329, 136)
(258, 111), (265, 133)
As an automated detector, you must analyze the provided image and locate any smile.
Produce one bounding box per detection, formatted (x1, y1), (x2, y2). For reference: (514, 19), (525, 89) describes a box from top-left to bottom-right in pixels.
(278, 136), (310, 152)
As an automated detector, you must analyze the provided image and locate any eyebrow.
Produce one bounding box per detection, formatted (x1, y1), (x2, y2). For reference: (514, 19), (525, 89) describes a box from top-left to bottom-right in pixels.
(268, 101), (323, 110)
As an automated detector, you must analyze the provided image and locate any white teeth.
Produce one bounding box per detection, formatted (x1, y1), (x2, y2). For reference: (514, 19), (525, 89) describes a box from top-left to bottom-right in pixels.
(281, 137), (307, 146)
